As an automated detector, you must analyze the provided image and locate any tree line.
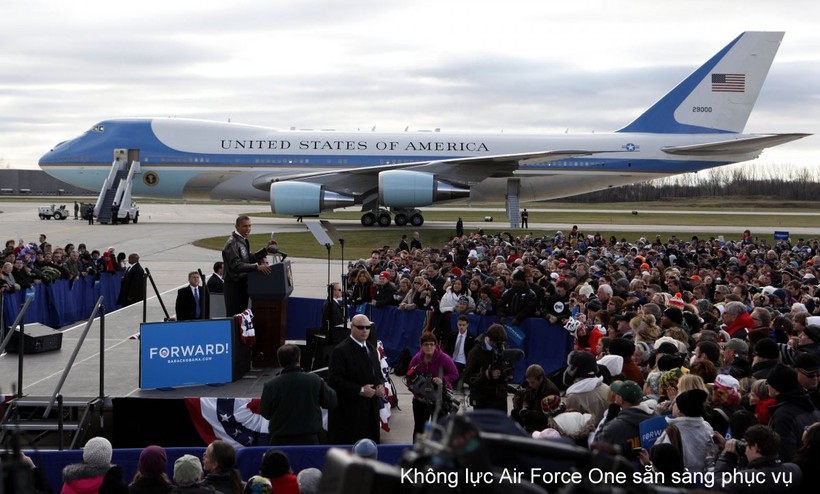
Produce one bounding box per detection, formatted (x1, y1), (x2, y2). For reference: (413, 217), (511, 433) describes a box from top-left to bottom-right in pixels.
(557, 165), (820, 203)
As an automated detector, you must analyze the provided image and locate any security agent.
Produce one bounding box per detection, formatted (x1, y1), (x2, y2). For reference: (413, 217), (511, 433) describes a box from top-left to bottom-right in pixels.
(260, 344), (337, 445)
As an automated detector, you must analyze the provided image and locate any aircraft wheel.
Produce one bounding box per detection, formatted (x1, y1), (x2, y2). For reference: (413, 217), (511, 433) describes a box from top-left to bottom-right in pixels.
(410, 214), (424, 226)
(394, 213), (408, 226)
(377, 213), (392, 227)
(361, 212), (376, 226)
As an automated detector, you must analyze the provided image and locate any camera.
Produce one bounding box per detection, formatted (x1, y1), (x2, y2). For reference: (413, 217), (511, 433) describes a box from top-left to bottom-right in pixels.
(404, 368), (459, 415)
(490, 345), (525, 382)
(735, 439), (747, 456)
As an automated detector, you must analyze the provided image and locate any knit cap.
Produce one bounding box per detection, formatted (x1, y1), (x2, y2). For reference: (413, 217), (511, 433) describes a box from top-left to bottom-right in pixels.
(83, 437), (112, 468)
(174, 454), (202, 486)
(137, 445), (167, 476)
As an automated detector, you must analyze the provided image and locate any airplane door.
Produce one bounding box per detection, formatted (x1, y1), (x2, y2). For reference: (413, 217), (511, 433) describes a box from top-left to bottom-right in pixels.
(127, 148), (140, 166)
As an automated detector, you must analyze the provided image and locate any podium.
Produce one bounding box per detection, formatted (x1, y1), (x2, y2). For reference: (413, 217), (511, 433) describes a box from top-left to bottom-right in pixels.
(248, 260), (294, 367)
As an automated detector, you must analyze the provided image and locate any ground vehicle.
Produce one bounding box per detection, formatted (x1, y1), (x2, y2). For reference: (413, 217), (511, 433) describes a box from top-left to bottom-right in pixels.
(38, 204), (69, 220)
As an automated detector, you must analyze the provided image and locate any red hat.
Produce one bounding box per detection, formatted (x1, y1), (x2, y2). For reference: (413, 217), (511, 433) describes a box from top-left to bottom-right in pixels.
(379, 271), (391, 279)
(450, 267), (463, 277)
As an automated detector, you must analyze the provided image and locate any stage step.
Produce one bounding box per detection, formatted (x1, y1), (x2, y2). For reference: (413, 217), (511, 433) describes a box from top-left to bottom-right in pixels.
(1, 421), (80, 431)
(0, 395), (101, 449)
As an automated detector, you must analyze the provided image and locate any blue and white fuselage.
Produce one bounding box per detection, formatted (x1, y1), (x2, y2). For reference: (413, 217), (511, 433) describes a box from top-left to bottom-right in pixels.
(39, 32), (808, 223)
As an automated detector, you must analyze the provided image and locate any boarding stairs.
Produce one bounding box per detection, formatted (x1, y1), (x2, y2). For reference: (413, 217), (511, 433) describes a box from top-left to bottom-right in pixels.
(0, 395), (102, 450)
(505, 178), (521, 229)
(94, 150), (140, 224)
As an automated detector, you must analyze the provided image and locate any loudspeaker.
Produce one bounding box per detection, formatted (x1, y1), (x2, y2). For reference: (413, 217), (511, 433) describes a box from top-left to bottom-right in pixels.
(6, 323), (63, 354)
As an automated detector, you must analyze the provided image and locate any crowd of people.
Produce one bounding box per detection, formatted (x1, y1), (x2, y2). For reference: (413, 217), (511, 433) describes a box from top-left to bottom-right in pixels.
(7, 219), (820, 492)
(338, 225), (820, 491)
(1, 235), (130, 293)
(17, 436), (328, 494)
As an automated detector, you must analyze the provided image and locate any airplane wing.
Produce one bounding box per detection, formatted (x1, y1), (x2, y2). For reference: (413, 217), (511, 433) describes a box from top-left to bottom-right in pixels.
(251, 149), (603, 192)
(661, 133), (810, 156)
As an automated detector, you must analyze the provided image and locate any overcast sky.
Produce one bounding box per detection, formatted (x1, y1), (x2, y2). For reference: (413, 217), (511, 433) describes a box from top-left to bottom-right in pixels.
(2, 0), (819, 172)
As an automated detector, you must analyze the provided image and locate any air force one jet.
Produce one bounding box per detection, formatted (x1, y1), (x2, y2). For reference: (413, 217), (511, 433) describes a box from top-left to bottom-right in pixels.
(40, 31), (808, 227)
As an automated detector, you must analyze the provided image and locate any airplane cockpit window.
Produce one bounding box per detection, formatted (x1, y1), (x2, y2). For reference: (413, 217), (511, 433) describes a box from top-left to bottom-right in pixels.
(89, 124), (105, 132)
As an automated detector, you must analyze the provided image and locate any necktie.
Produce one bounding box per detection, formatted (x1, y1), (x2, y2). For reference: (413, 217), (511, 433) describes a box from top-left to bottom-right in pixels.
(194, 287), (201, 318)
(455, 333), (465, 363)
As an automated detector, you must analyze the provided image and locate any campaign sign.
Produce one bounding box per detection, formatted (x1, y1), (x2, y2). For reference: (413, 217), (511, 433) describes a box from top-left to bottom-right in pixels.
(774, 231), (789, 241)
(140, 319), (233, 389)
(639, 415), (670, 450)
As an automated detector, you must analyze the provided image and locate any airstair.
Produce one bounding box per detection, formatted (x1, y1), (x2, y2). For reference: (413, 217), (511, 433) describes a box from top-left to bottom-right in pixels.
(94, 149), (140, 224)
(505, 178), (521, 229)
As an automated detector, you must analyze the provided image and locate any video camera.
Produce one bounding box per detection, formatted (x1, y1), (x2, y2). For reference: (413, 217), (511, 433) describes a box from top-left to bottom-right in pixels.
(405, 367), (459, 416)
(490, 344), (524, 383)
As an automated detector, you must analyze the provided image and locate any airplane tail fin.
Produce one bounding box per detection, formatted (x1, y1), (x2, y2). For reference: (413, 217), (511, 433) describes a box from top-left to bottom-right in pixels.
(617, 31), (784, 134)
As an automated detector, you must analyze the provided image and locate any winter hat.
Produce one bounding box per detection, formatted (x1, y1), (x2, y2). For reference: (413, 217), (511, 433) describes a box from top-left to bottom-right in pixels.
(541, 395), (567, 416)
(260, 449), (291, 479)
(675, 389), (707, 417)
(578, 284), (595, 298)
(244, 475), (273, 494)
(667, 293), (685, 310)
(611, 380), (643, 404)
(586, 298), (603, 312)
(771, 289), (788, 303)
(654, 336), (688, 355)
(657, 353), (685, 372)
(174, 454), (202, 486)
(352, 438), (378, 459)
(532, 428), (561, 440)
(766, 363), (800, 393)
(663, 307), (684, 326)
(597, 354), (624, 377)
(794, 352), (820, 373)
(512, 269), (526, 282)
(713, 374), (740, 392)
(137, 445), (167, 476)
(566, 351), (599, 380)
(753, 338), (779, 360)
(450, 267), (463, 278)
(660, 368), (685, 391)
(803, 325), (820, 344)
(608, 338), (636, 359)
(379, 271), (391, 279)
(83, 437), (113, 468)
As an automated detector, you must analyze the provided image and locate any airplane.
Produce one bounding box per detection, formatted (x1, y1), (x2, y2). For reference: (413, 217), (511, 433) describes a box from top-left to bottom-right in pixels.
(39, 31), (808, 227)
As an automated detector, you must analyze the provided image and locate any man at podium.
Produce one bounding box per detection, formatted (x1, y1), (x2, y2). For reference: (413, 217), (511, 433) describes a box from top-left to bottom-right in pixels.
(222, 215), (279, 317)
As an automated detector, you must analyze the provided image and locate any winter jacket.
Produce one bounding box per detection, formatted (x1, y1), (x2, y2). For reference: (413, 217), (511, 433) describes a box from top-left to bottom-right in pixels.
(563, 377), (611, 424)
(61, 463), (108, 494)
(592, 405), (654, 458)
(768, 389), (820, 462)
(715, 453), (802, 493)
(656, 416), (716, 473)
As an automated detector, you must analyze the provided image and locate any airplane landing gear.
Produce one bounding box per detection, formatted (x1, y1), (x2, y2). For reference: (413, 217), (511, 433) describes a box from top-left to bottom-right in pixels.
(360, 208), (424, 227)
(361, 212), (376, 226)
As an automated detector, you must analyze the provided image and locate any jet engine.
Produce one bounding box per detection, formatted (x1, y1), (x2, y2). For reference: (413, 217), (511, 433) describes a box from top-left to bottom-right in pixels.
(270, 182), (354, 215)
(378, 170), (469, 208)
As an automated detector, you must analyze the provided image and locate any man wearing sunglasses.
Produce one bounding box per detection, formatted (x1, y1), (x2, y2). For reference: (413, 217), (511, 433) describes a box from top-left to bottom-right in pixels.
(327, 314), (386, 444)
(794, 353), (820, 410)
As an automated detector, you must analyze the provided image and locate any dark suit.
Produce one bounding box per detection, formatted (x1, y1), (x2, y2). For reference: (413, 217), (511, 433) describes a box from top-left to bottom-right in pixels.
(445, 330), (475, 376)
(175, 285), (208, 321)
(117, 263), (145, 307)
(327, 337), (384, 444)
(206, 274), (224, 293)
